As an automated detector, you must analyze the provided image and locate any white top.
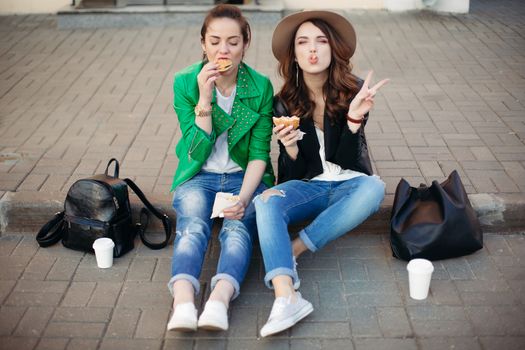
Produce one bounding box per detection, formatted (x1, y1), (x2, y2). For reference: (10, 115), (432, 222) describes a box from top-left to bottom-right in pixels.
(311, 126), (366, 182)
(202, 86), (242, 173)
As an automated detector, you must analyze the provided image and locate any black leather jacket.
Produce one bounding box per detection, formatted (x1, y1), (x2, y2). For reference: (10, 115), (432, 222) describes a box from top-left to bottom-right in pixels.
(273, 97), (373, 184)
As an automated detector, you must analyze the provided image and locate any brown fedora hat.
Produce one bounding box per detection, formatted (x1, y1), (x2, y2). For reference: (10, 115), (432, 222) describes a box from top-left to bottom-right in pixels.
(271, 10), (357, 61)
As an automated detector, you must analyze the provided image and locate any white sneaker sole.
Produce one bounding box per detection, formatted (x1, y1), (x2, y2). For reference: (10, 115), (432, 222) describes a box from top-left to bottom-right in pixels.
(167, 321), (197, 332)
(167, 316), (197, 332)
(260, 302), (313, 337)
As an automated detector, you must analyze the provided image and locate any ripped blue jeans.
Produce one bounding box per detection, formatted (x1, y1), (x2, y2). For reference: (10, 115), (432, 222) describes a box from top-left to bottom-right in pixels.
(168, 171), (266, 300)
(254, 175), (385, 289)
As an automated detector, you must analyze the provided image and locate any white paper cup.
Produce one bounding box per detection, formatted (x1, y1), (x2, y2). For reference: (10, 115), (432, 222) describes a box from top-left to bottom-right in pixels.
(407, 258), (434, 300)
(92, 238), (115, 269)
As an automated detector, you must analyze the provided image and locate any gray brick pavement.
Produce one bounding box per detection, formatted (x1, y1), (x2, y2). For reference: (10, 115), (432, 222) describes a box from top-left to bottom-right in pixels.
(0, 232), (524, 349)
(1, 2), (525, 198)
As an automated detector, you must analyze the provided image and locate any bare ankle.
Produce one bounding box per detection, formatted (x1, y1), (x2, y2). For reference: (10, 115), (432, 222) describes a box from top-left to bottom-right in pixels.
(173, 280), (195, 307)
(275, 288), (295, 299)
(292, 238), (307, 257)
(208, 293), (230, 307)
(208, 280), (234, 308)
(272, 275), (295, 298)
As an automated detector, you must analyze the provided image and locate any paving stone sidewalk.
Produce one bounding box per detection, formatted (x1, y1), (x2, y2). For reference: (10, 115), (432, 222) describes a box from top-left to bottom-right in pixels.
(1, 232), (524, 349)
(0, 0), (524, 205)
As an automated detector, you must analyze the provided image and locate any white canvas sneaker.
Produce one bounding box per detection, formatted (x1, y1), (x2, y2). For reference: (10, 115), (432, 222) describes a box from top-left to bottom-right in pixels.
(260, 292), (313, 337)
(167, 302), (198, 332)
(197, 300), (229, 331)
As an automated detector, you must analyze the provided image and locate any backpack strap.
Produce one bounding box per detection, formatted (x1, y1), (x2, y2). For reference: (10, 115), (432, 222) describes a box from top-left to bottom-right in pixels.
(105, 158), (120, 178)
(124, 178), (172, 250)
(36, 212), (65, 247)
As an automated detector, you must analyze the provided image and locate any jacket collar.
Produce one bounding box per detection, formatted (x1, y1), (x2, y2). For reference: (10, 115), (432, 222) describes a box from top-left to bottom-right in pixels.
(209, 63), (262, 147)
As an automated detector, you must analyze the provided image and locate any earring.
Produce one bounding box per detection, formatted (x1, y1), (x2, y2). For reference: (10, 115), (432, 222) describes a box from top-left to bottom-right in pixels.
(295, 62), (299, 87)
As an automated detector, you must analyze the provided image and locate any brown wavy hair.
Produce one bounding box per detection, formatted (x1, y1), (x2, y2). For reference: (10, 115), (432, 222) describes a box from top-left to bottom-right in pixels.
(200, 4), (251, 61)
(276, 19), (360, 124)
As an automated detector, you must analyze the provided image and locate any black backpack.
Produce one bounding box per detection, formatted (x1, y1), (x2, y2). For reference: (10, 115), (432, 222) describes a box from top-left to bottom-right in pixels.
(36, 159), (172, 257)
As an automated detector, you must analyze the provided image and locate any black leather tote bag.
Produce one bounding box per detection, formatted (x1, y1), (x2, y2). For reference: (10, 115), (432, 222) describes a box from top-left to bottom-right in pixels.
(390, 170), (483, 261)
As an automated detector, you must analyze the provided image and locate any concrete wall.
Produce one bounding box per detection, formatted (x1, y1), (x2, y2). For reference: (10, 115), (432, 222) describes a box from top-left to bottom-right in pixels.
(283, 0), (469, 13)
(0, 0), (70, 14)
(384, 0), (469, 12)
(0, 0), (469, 14)
(283, 0), (383, 10)
(428, 0), (469, 13)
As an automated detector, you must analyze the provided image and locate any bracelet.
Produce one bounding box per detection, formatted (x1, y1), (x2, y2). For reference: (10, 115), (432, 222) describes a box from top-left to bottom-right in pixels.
(346, 113), (363, 124)
(195, 104), (212, 118)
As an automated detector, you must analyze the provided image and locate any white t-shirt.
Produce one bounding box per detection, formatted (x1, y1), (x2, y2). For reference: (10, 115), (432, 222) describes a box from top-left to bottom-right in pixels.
(201, 86), (242, 173)
(311, 126), (366, 182)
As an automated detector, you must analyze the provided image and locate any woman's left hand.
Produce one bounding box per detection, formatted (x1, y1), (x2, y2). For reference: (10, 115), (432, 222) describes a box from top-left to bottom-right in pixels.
(348, 71), (389, 120)
(222, 199), (246, 220)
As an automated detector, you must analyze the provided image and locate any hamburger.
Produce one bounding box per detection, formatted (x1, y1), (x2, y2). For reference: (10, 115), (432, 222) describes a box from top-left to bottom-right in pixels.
(272, 116), (300, 130)
(216, 58), (233, 73)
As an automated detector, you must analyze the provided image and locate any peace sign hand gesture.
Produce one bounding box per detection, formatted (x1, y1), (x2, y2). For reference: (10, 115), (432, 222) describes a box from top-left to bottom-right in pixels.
(348, 71), (389, 121)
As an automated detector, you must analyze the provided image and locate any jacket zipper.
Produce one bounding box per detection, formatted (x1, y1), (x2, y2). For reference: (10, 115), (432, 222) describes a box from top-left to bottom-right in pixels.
(187, 130), (203, 161)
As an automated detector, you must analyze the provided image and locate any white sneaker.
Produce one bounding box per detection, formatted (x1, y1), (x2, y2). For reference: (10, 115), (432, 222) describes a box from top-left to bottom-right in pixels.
(260, 292), (313, 337)
(292, 256), (300, 290)
(167, 302), (197, 332)
(197, 300), (229, 331)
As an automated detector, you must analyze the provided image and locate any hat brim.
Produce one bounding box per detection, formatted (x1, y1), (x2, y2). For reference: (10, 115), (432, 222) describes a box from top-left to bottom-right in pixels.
(271, 10), (357, 62)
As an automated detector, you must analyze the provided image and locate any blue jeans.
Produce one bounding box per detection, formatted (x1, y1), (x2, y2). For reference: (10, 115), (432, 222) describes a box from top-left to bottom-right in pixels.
(254, 175), (385, 289)
(167, 171), (267, 300)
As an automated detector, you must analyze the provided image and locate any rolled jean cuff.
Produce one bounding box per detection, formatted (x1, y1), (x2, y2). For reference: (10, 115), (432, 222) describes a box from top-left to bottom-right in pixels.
(211, 273), (241, 300)
(264, 267), (297, 290)
(299, 229), (318, 252)
(167, 274), (200, 297)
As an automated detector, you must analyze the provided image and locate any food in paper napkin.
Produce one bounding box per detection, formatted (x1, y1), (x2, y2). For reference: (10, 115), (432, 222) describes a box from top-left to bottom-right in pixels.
(211, 192), (240, 218)
(273, 116), (305, 140)
(273, 116), (300, 129)
(216, 58), (233, 73)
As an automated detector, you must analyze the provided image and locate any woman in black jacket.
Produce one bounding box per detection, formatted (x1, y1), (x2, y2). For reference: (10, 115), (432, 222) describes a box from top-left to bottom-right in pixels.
(254, 10), (389, 337)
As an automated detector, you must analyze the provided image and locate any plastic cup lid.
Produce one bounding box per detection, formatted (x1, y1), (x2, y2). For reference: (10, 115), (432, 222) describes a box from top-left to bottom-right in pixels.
(407, 258), (434, 273)
(92, 237), (115, 250)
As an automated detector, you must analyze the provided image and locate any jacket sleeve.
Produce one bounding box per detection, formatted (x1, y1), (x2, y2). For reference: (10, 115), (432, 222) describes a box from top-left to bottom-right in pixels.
(333, 109), (373, 175)
(173, 73), (216, 163)
(332, 76), (373, 175)
(274, 98), (307, 183)
(247, 78), (274, 163)
(335, 112), (368, 163)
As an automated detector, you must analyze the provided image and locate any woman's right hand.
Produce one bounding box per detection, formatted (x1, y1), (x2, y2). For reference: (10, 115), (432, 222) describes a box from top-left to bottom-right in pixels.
(274, 124), (300, 160)
(273, 124), (300, 147)
(197, 61), (219, 106)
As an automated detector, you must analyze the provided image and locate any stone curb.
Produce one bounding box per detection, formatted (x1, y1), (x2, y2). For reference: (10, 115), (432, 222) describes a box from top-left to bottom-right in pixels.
(1, 191), (523, 236)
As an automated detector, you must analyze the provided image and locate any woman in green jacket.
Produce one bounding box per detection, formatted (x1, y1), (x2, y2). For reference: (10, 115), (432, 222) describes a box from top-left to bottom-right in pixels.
(167, 4), (275, 332)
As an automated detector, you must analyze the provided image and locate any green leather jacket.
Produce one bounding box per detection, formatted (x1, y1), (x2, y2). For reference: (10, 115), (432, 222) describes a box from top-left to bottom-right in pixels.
(170, 61), (275, 191)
